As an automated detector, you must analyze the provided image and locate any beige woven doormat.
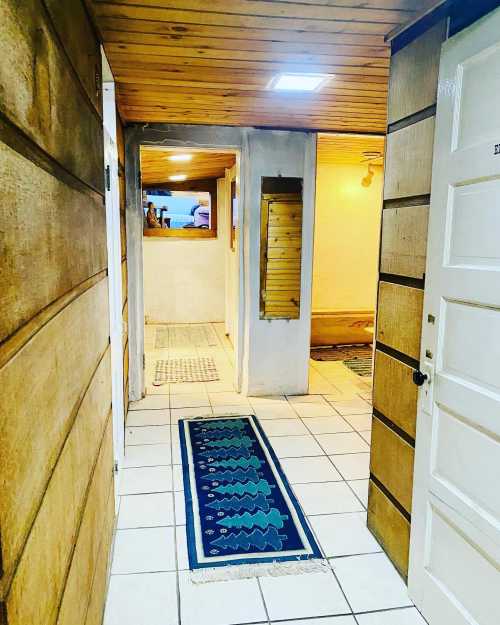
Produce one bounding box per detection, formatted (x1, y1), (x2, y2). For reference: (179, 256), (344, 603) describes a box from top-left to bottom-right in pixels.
(153, 357), (219, 385)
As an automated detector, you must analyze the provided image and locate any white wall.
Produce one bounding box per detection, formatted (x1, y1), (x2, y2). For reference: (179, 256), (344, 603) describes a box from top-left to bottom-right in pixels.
(312, 162), (383, 312)
(143, 187), (228, 324)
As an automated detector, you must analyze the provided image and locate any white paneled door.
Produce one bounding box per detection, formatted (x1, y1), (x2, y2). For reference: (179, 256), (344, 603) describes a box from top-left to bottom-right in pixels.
(409, 9), (500, 625)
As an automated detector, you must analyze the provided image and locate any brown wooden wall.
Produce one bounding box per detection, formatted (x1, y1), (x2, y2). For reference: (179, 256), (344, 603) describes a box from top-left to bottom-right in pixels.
(367, 21), (447, 580)
(117, 114), (129, 416)
(0, 1), (114, 624)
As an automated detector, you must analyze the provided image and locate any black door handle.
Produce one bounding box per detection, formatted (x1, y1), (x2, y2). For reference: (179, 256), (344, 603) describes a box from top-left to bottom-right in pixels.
(412, 370), (428, 386)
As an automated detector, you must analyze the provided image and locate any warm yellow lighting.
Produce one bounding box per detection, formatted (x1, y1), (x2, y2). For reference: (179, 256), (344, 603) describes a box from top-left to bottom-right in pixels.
(169, 174), (187, 182)
(168, 154), (193, 162)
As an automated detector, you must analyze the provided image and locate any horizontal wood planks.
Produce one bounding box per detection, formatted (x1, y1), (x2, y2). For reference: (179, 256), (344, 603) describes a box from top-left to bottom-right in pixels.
(368, 480), (411, 579)
(260, 193), (302, 319)
(0, 1), (113, 623)
(368, 18), (446, 579)
(88, 0), (429, 130)
(140, 147), (236, 185)
(0, 0), (103, 191)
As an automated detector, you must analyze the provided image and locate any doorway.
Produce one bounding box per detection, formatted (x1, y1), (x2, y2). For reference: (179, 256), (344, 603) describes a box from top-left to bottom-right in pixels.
(310, 133), (384, 396)
(139, 146), (240, 399)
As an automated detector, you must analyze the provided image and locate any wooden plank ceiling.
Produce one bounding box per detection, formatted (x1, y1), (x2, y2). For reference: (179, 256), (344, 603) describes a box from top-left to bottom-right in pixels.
(317, 133), (385, 165)
(140, 147), (236, 184)
(91, 0), (433, 132)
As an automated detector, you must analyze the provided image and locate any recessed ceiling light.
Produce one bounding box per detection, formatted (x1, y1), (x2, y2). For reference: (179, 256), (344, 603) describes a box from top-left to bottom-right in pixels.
(168, 153), (193, 162)
(169, 174), (187, 181)
(268, 73), (331, 92)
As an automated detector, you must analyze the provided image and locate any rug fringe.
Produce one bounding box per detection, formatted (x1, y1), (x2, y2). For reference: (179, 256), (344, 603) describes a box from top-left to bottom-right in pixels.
(190, 558), (329, 584)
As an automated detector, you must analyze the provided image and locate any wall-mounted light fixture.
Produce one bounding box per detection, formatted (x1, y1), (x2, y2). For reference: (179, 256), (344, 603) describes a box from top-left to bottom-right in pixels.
(360, 151), (382, 187)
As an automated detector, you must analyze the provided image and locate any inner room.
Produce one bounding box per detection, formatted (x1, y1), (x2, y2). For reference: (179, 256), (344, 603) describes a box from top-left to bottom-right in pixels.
(310, 133), (384, 393)
(140, 146), (240, 396)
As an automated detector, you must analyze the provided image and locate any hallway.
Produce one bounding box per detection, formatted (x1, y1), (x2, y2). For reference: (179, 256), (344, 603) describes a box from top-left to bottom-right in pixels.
(104, 324), (424, 625)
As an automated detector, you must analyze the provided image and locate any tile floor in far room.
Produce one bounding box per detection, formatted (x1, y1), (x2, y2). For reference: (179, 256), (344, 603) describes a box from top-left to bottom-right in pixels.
(103, 323), (427, 625)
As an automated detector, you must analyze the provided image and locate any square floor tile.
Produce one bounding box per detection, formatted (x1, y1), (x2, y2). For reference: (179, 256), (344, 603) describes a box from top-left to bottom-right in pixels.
(287, 395), (330, 404)
(331, 453), (370, 480)
(209, 391), (247, 406)
(176, 525), (189, 570)
(212, 404), (252, 417)
(117, 493), (175, 529)
(170, 406), (213, 423)
(356, 607), (427, 625)
(332, 553), (412, 613)
(254, 403), (298, 420)
(104, 572), (178, 625)
(129, 395), (170, 410)
(125, 425), (170, 446)
(170, 393), (210, 409)
(126, 409), (170, 426)
(271, 618), (356, 625)
(111, 527), (176, 574)
(174, 490), (186, 524)
(315, 432), (369, 455)
(179, 571), (267, 625)
(294, 482), (364, 515)
(119, 466), (173, 495)
(293, 402), (337, 418)
(348, 479), (369, 508)
(302, 416), (353, 434)
(260, 571), (350, 620)
(261, 418), (309, 437)
(329, 398), (371, 415)
(173, 464), (184, 491)
(122, 444), (171, 468)
(170, 382), (206, 394)
(249, 395), (286, 406)
(269, 435), (324, 458)
(342, 413), (372, 431)
(359, 430), (372, 444)
(280, 456), (342, 484)
(309, 512), (381, 557)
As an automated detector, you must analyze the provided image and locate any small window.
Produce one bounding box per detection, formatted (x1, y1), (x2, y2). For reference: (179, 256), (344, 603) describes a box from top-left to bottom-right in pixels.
(260, 177), (303, 320)
(143, 189), (216, 238)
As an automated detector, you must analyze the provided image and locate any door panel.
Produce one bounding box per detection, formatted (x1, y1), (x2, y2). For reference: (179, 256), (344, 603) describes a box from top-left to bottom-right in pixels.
(409, 9), (500, 625)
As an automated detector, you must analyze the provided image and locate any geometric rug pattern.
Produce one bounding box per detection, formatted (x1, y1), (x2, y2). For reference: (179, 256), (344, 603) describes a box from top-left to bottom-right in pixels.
(310, 344), (373, 362)
(343, 357), (373, 377)
(153, 357), (219, 384)
(178, 415), (322, 571)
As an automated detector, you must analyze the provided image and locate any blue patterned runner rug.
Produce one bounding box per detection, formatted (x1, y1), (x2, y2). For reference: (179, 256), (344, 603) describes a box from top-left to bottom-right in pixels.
(179, 415), (323, 580)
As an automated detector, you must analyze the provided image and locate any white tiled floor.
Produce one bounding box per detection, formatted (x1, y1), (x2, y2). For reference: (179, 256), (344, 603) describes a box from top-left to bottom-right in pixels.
(104, 323), (423, 625)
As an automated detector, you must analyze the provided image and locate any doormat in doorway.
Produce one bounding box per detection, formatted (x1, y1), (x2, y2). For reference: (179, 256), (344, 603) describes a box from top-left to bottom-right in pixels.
(310, 344), (373, 362)
(343, 357), (372, 377)
(153, 357), (219, 385)
(179, 415), (323, 582)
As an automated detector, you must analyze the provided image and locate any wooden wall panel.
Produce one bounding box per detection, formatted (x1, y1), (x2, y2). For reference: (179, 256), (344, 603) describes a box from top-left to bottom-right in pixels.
(43, 0), (102, 114)
(5, 398), (112, 625)
(369, 18), (446, 580)
(380, 204), (429, 279)
(0, 1), (113, 621)
(368, 480), (411, 579)
(370, 416), (414, 514)
(0, 0), (103, 191)
(56, 422), (114, 625)
(376, 281), (424, 360)
(383, 116), (435, 200)
(387, 21), (446, 124)
(0, 279), (109, 592)
(0, 141), (107, 343)
(373, 350), (417, 439)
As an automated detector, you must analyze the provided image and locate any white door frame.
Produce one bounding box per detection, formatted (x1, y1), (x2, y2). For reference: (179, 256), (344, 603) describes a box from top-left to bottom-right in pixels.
(124, 125), (247, 400)
(103, 81), (125, 507)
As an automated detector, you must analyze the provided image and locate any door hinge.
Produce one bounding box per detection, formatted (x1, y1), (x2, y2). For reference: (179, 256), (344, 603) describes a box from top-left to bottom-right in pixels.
(105, 164), (111, 191)
(137, 170), (142, 187)
(143, 353), (146, 369)
(114, 461), (119, 474)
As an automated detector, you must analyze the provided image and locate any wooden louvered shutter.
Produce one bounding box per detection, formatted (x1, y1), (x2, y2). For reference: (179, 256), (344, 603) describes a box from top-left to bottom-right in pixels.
(260, 191), (303, 319)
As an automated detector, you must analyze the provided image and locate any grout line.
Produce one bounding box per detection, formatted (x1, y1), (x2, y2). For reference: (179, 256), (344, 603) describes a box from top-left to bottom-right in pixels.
(256, 577), (272, 625)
